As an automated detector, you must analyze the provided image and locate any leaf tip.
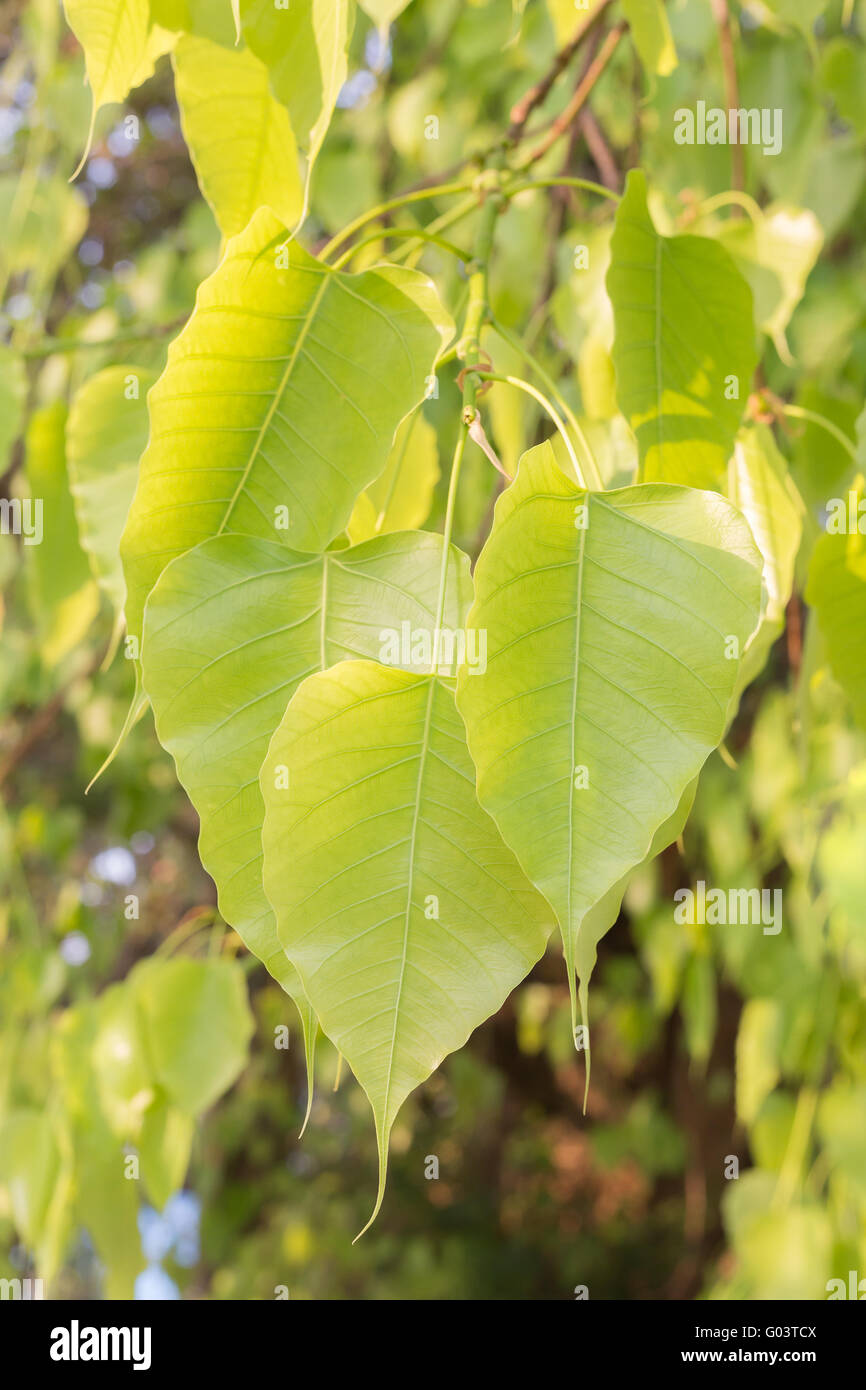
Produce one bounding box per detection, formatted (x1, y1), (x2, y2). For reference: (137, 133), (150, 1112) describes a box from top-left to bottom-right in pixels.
(353, 1117), (390, 1243)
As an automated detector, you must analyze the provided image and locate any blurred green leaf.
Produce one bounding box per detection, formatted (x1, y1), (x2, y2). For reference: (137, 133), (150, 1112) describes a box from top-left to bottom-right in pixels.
(134, 957), (254, 1116)
(24, 401), (100, 666)
(608, 171), (756, 488)
(67, 364), (156, 614)
(173, 35), (304, 237)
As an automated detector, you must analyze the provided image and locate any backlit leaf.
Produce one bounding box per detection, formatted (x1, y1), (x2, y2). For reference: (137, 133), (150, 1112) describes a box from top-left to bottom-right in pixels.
(62, 0), (152, 172)
(347, 410), (439, 543)
(806, 465), (866, 728)
(621, 0), (677, 78)
(141, 530), (470, 1120)
(133, 957), (254, 1115)
(728, 425), (804, 694)
(241, 0), (354, 179)
(24, 401), (100, 666)
(608, 170), (757, 489)
(260, 660), (552, 1232)
(457, 441), (763, 1032)
(173, 35), (304, 237)
(121, 207), (453, 641)
(66, 364), (157, 613)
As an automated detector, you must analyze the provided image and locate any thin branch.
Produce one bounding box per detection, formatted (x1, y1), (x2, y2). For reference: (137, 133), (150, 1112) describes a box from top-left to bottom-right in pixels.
(19, 317), (186, 360)
(502, 175), (619, 204)
(578, 108), (620, 192)
(319, 180), (482, 261)
(519, 23), (627, 169)
(507, 0), (615, 142)
(710, 0), (744, 196)
(473, 371), (585, 487)
(330, 226), (471, 270)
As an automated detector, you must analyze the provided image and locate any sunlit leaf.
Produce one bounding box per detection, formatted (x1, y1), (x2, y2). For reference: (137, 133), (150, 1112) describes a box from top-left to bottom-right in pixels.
(173, 35), (304, 238)
(149, 0), (235, 44)
(806, 464), (866, 728)
(121, 207), (453, 641)
(92, 981), (154, 1137)
(142, 529), (469, 978)
(761, 0), (826, 40)
(347, 410), (439, 543)
(24, 401), (100, 666)
(53, 1005), (141, 1298)
(133, 957), (254, 1115)
(621, 0), (677, 78)
(736, 998), (781, 1125)
(66, 364), (157, 614)
(712, 205), (823, 362)
(0, 1110), (60, 1250)
(821, 37), (866, 135)
(62, 0), (152, 173)
(358, 0), (411, 31)
(141, 530), (470, 1120)
(457, 440), (763, 1033)
(138, 1097), (194, 1208)
(728, 425), (804, 693)
(260, 660), (552, 1233)
(608, 170), (757, 489)
(0, 175), (88, 288)
(575, 776), (697, 1076)
(240, 0), (354, 181)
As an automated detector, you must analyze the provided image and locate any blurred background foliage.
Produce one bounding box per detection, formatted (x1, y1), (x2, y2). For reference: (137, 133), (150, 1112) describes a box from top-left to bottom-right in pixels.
(1, 0), (865, 1300)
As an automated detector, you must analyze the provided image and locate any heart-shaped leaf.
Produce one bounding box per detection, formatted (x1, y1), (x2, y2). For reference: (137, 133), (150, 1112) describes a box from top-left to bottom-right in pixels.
(457, 441), (764, 1032)
(121, 208), (453, 640)
(142, 530), (470, 1121)
(260, 660), (552, 1233)
(173, 35), (304, 237)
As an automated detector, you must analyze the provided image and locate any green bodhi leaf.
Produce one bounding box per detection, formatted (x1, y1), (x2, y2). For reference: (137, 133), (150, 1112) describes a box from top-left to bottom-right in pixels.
(173, 35), (304, 238)
(347, 409), (440, 543)
(240, 0), (354, 194)
(607, 170), (757, 490)
(807, 466), (866, 729)
(621, 0), (677, 79)
(62, 0), (152, 176)
(66, 364), (157, 614)
(457, 440), (764, 1039)
(132, 956), (254, 1117)
(260, 660), (552, 1235)
(141, 529), (471, 1128)
(728, 425), (804, 696)
(121, 207), (453, 643)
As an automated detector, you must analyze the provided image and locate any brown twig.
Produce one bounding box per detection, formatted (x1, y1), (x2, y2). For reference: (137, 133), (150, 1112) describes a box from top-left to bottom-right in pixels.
(521, 23), (627, 168)
(710, 0), (744, 196)
(578, 108), (621, 191)
(507, 0), (615, 142)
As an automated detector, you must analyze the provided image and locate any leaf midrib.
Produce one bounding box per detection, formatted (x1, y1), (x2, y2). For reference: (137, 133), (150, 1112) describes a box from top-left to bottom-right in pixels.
(381, 674), (436, 1131)
(216, 270), (332, 536)
(567, 510), (588, 947)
